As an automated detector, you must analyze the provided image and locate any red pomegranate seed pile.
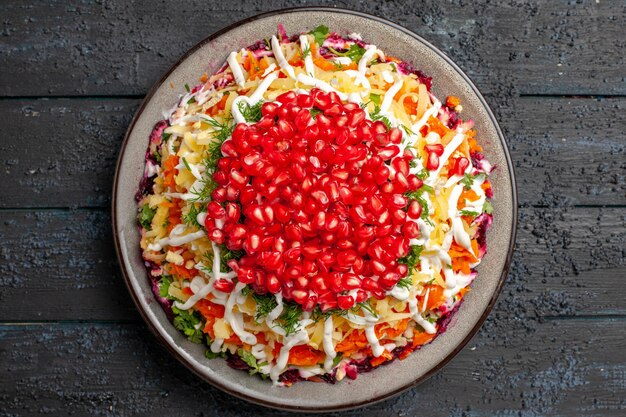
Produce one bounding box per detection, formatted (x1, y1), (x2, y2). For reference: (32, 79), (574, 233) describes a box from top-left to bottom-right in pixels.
(204, 88), (425, 311)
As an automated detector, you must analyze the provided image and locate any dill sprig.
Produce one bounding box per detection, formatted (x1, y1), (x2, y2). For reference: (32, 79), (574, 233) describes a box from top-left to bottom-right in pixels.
(302, 44), (311, 59)
(327, 44), (366, 62)
(237, 101), (264, 123)
(396, 276), (413, 289)
(310, 300), (378, 322)
(182, 203), (205, 229)
(370, 105), (391, 129)
(398, 245), (424, 273)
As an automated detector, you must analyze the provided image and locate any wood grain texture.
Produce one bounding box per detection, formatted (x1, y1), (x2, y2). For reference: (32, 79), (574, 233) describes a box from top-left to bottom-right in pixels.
(1, 97), (623, 209)
(0, 207), (623, 321)
(1, 1), (625, 415)
(1, 319), (624, 416)
(0, 0), (624, 97)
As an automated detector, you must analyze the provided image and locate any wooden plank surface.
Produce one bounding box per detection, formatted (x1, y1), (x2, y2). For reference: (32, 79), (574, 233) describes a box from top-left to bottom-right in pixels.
(1, 207), (623, 322)
(1, 319), (624, 416)
(0, 1), (624, 97)
(1, 0), (625, 415)
(1, 97), (624, 209)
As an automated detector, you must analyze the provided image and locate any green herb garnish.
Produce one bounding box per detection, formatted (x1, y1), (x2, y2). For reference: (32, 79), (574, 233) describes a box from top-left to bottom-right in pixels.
(398, 245), (424, 273)
(328, 44), (366, 62)
(370, 105), (391, 129)
(459, 209), (479, 217)
(172, 305), (203, 344)
(139, 204), (156, 229)
(238, 101), (264, 123)
(483, 200), (493, 215)
(397, 276), (413, 289)
(309, 25), (329, 45)
(184, 83), (190, 92)
(182, 203), (206, 229)
(309, 107), (323, 119)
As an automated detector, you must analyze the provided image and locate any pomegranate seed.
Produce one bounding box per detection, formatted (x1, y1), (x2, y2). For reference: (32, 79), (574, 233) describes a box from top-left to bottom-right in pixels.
(213, 279), (234, 293)
(402, 221), (420, 238)
(276, 91), (297, 105)
(425, 144), (444, 156)
(426, 152), (440, 170)
(337, 294), (355, 310)
(452, 157), (470, 176)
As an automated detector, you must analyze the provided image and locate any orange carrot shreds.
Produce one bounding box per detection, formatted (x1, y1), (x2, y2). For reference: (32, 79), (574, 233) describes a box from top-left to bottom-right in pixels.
(384, 54), (402, 63)
(162, 155), (179, 188)
(259, 57), (270, 71)
(196, 299), (226, 319)
(482, 180), (492, 193)
(199, 72), (208, 83)
(225, 334), (242, 345)
(466, 129), (483, 153)
(168, 263), (195, 279)
(313, 56), (337, 71)
(370, 350), (394, 367)
(449, 240), (479, 274)
(287, 345), (326, 366)
(411, 330), (436, 348)
(457, 287), (470, 300)
(166, 203), (182, 234)
(418, 284), (447, 311)
(247, 53), (262, 80)
(402, 95), (418, 115)
(375, 318), (410, 339)
(457, 189), (480, 209)
(427, 116), (451, 137)
(203, 316), (216, 338)
(335, 330), (369, 356)
(446, 95), (461, 109)
(182, 286), (194, 296)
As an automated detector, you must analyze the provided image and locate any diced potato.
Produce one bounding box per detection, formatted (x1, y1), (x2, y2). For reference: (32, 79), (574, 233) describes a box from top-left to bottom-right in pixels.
(214, 318), (232, 340)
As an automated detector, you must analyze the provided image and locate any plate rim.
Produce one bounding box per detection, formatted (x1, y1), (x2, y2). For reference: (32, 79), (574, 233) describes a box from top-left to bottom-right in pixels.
(112, 6), (518, 412)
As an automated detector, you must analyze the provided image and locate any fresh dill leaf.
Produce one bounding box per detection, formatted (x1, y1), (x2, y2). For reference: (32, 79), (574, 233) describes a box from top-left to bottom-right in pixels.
(310, 300), (378, 322)
(332, 353), (343, 367)
(370, 105), (391, 129)
(161, 132), (172, 143)
(332, 61), (345, 70)
(415, 168), (429, 180)
(184, 83), (190, 92)
(302, 44), (311, 59)
(182, 203), (206, 229)
(139, 204), (156, 229)
(181, 157), (192, 171)
(238, 101), (264, 123)
(409, 159), (418, 168)
(369, 93), (381, 106)
(400, 124), (416, 136)
(172, 305), (203, 343)
(250, 292), (279, 322)
(398, 245), (423, 272)
(483, 200), (494, 215)
(397, 276), (413, 289)
(187, 96), (196, 105)
(328, 44), (366, 62)
(420, 184), (434, 194)
(405, 190), (430, 220)
(309, 25), (329, 45)
(202, 246), (243, 273)
(459, 209), (479, 217)
(277, 302), (303, 335)
(309, 107), (323, 119)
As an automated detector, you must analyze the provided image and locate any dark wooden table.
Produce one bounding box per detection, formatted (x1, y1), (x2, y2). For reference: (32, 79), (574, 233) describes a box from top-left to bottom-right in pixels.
(1, 1), (625, 416)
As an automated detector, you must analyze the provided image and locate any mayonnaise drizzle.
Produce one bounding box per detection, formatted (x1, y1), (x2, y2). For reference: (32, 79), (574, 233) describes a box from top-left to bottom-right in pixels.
(147, 229), (206, 252)
(380, 77), (404, 114)
(227, 51), (246, 88)
(322, 316), (337, 371)
(231, 71), (279, 124)
(271, 35), (295, 79)
(299, 35), (315, 76)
